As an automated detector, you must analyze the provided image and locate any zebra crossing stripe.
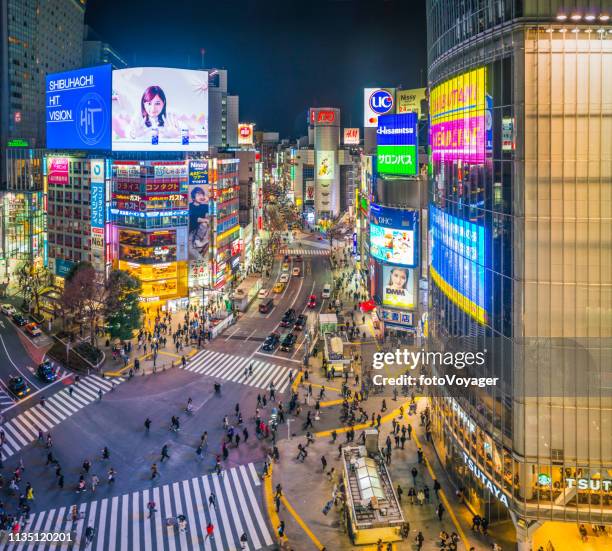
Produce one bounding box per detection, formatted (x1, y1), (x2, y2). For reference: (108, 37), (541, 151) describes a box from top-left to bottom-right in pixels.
(4, 466), (269, 551)
(0, 376), (124, 460)
(183, 350), (292, 394)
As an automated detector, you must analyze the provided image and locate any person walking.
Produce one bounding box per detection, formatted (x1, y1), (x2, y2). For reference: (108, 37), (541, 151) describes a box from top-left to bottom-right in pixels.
(144, 418), (151, 432)
(411, 467), (418, 485)
(436, 502), (445, 521)
(151, 463), (159, 480)
(91, 474), (99, 492)
(415, 531), (425, 550)
(208, 493), (216, 509)
(321, 456), (327, 472)
(433, 479), (441, 500)
(160, 445), (170, 462)
(205, 522), (214, 542)
(107, 467), (116, 484)
(147, 500), (157, 519)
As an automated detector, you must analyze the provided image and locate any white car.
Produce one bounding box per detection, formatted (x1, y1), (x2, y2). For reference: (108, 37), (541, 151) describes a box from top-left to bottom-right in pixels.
(292, 267), (301, 277)
(258, 288), (269, 299)
(322, 284), (331, 298)
(279, 273), (290, 284)
(0, 304), (16, 316)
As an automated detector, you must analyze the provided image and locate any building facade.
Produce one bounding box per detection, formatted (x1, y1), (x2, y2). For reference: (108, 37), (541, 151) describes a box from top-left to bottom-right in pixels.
(426, 0), (612, 547)
(0, 0), (85, 185)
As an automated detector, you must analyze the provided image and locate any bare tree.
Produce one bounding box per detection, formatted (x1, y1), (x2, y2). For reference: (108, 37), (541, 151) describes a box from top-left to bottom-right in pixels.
(61, 262), (106, 346)
(15, 260), (51, 316)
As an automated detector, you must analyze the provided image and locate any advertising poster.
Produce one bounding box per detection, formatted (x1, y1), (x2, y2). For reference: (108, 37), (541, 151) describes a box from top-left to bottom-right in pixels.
(47, 157), (70, 185)
(189, 160), (209, 185)
(364, 88), (395, 127)
(343, 128), (360, 145)
(188, 182), (211, 261)
(369, 204), (418, 267)
(316, 150), (335, 181)
(382, 265), (415, 310)
(305, 180), (315, 202)
(238, 123), (254, 145)
(376, 113), (418, 176)
(112, 67), (209, 151)
(396, 88), (426, 117)
(46, 65), (112, 150)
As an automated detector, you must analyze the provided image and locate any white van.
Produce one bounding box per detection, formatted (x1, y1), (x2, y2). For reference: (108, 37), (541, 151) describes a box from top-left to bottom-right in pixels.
(321, 284), (331, 299)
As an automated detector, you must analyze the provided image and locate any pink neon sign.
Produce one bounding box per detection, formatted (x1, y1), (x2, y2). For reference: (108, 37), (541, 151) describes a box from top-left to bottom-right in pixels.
(431, 115), (485, 164)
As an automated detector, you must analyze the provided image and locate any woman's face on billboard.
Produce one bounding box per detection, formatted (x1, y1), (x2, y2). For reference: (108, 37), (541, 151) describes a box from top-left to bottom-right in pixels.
(144, 95), (164, 118)
(391, 269), (407, 289)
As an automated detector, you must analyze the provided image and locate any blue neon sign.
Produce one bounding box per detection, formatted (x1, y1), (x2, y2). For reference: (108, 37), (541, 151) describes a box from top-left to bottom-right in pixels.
(46, 65), (112, 150)
(430, 204), (488, 323)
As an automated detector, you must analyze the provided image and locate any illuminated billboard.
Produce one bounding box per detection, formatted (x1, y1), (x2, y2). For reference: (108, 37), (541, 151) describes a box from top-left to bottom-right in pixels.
(396, 88), (426, 117)
(343, 128), (360, 145)
(430, 67), (487, 164)
(47, 157), (70, 185)
(188, 182), (211, 261)
(364, 88), (395, 127)
(46, 65), (112, 150)
(90, 159), (105, 229)
(382, 265), (415, 310)
(369, 205), (418, 268)
(429, 204), (487, 324)
(376, 113), (418, 176)
(316, 151), (335, 181)
(112, 67), (209, 151)
(238, 123), (254, 145)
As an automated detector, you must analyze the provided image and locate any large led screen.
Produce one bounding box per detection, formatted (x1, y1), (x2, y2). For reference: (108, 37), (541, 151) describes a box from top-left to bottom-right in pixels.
(382, 265), (415, 310)
(429, 204), (487, 324)
(369, 205), (418, 268)
(46, 65), (112, 150)
(112, 68), (208, 151)
(430, 67), (486, 164)
(316, 151), (335, 180)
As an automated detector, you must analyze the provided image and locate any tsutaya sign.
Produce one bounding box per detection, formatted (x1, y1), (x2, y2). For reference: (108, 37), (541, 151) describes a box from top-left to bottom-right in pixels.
(462, 451), (510, 507)
(566, 477), (612, 492)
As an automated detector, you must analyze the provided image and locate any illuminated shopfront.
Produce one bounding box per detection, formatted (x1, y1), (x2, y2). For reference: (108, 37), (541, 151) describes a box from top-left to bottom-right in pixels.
(111, 161), (189, 310)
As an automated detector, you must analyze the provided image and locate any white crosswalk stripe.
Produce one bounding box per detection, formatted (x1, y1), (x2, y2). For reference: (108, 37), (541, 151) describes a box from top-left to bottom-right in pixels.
(0, 375), (124, 460)
(0, 389), (15, 410)
(182, 349), (293, 393)
(2, 464), (272, 550)
(279, 248), (329, 256)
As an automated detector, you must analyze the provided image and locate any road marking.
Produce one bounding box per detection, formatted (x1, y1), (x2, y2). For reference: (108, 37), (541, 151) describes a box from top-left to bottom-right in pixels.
(0, 334), (39, 388)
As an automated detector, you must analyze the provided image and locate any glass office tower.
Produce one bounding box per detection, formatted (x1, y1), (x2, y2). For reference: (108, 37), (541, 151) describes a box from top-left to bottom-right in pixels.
(426, 1), (611, 547)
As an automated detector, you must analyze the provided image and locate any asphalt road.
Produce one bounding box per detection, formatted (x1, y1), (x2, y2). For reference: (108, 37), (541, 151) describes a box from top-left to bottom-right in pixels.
(0, 239), (335, 550)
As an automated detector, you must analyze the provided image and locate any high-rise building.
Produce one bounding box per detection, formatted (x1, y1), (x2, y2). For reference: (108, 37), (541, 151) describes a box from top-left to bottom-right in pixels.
(206, 69), (239, 149)
(82, 25), (127, 70)
(0, 0), (86, 184)
(226, 95), (239, 147)
(426, 1), (611, 548)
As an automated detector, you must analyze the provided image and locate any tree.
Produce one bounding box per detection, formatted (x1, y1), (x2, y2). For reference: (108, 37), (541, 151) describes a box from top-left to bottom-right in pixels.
(15, 260), (51, 316)
(104, 270), (143, 342)
(61, 262), (106, 345)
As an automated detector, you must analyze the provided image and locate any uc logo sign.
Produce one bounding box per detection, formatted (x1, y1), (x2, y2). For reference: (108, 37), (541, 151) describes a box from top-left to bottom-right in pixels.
(369, 90), (393, 115)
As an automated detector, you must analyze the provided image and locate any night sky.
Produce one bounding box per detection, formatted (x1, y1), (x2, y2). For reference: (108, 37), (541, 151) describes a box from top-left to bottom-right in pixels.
(85, 0), (427, 138)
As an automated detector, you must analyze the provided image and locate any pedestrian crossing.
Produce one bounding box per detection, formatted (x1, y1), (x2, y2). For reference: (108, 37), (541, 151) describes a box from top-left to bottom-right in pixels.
(279, 248), (329, 256)
(0, 389), (14, 409)
(182, 349), (292, 393)
(0, 375), (124, 460)
(2, 463), (273, 551)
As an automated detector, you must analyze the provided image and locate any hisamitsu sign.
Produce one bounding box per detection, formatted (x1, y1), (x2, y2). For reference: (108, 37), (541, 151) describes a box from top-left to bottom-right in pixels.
(376, 113), (418, 176)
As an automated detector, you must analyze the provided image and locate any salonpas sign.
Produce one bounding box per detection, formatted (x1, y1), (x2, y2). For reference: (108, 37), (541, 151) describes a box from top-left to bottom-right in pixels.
(377, 113), (418, 176)
(377, 145), (417, 175)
